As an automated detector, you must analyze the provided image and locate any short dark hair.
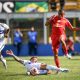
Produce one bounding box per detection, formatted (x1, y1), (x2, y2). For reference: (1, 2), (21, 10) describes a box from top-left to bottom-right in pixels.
(58, 9), (64, 15)
(30, 56), (37, 61)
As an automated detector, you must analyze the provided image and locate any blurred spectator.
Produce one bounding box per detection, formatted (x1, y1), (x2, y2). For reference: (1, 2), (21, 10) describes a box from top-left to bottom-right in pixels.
(13, 28), (23, 56)
(76, 36), (80, 43)
(27, 27), (38, 56)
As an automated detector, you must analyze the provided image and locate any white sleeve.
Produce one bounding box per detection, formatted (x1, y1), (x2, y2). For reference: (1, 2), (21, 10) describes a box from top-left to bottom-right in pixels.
(21, 60), (28, 66)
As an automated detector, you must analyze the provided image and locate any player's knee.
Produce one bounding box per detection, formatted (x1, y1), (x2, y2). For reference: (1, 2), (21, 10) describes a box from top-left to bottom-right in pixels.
(53, 48), (58, 53)
(54, 54), (58, 58)
(62, 41), (66, 47)
(40, 63), (47, 69)
(30, 67), (39, 76)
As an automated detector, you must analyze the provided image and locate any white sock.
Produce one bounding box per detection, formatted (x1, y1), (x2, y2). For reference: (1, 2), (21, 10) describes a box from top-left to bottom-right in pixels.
(46, 65), (58, 71)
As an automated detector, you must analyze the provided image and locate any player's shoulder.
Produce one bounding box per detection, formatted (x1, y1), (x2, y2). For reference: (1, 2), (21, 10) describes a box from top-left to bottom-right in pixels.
(64, 17), (69, 21)
(23, 60), (29, 62)
(63, 17), (70, 23)
(49, 15), (57, 21)
(0, 23), (9, 29)
(22, 60), (29, 65)
(51, 15), (57, 18)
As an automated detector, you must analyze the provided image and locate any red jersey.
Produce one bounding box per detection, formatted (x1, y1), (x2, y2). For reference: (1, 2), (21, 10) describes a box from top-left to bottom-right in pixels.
(49, 15), (72, 35)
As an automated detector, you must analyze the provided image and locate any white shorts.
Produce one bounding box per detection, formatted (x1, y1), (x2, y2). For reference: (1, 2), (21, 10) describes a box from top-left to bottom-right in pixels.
(0, 39), (6, 53)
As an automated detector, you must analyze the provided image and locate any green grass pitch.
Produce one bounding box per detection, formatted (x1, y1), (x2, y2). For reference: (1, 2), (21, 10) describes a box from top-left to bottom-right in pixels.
(0, 56), (80, 80)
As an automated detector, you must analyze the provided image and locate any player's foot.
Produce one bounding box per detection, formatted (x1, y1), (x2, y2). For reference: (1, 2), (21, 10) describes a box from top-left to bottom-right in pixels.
(59, 68), (69, 72)
(55, 68), (69, 74)
(2, 59), (7, 69)
(66, 54), (72, 59)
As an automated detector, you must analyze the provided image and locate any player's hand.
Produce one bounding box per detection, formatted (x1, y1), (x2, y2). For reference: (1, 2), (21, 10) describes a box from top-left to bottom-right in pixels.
(45, 21), (50, 27)
(77, 28), (80, 30)
(76, 27), (80, 30)
(73, 27), (80, 31)
(6, 50), (13, 56)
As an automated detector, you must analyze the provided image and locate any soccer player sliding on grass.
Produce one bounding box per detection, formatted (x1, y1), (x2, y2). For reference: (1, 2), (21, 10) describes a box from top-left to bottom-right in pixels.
(6, 50), (69, 76)
(45, 9), (80, 68)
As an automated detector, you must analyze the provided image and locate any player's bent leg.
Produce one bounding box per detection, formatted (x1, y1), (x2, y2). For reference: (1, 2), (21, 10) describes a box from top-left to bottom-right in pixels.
(40, 64), (69, 73)
(40, 63), (59, 72)
(0, 40), (7, 69)
(46, 65), (61, 73)
(46, 65), (69, 74)
(0, 54), (7, 69)
(30, 67), (39, 76)
(61, 39), (72, 59)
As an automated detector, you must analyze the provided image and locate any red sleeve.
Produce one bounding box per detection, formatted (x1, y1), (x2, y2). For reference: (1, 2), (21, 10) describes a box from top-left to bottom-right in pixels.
(65, 19), (73, 30)
(65, 18), (80, 31)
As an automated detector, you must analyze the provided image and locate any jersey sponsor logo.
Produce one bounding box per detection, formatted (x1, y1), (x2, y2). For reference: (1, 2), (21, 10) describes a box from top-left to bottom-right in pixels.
(57, 20), (61, 23)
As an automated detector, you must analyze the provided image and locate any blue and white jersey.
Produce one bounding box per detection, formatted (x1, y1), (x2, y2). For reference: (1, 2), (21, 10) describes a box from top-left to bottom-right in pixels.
(27, 31), (37, 43)
(0, 23), (9, 40)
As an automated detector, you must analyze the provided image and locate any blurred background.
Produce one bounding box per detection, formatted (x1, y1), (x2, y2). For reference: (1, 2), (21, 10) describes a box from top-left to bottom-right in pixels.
(0, 0), (80, 56)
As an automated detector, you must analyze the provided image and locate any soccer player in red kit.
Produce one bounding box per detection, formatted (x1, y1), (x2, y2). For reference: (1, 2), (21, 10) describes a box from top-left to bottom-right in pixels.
(45, 9), (80, 68)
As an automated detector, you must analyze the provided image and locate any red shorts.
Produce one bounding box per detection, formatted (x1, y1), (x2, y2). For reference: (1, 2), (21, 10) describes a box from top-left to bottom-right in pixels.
(51, 34), (66, 50)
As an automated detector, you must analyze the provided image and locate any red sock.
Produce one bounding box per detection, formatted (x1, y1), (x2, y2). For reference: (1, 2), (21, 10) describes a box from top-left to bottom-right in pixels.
(54, 57), (60, 68)
(64, 49), (68, 56)
(63, 46), (68, 56)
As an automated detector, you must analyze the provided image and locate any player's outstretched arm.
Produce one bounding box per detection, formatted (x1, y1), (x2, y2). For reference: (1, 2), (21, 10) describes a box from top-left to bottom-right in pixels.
(67, 24), (80, 31)
(6, 50), (24, 64)
(66, 20), (80, 31)
(45, 20), (50, 27)
(71, 27), (80, 31)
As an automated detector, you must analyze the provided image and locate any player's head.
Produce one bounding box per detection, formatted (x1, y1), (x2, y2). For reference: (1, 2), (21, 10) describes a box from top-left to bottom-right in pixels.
(31, 27), (34, 31)
(30, 56), (38, 62)
(58, 9), (65, 18)
(16, 27), (20, 31)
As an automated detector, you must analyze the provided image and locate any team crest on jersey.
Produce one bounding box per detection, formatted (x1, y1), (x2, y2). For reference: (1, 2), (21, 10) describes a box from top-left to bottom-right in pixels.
(57, 20), (61, 23)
